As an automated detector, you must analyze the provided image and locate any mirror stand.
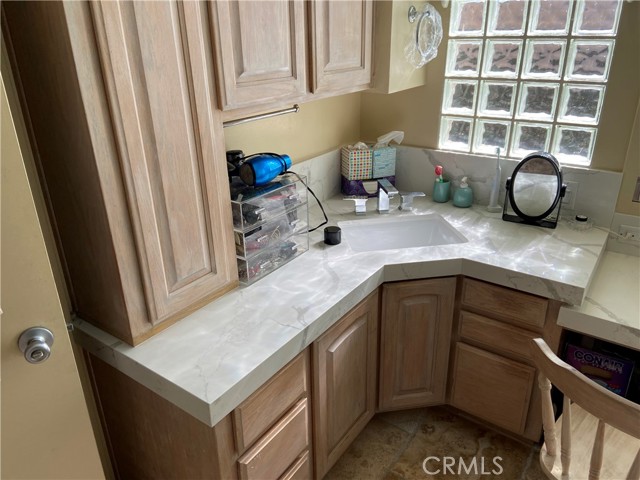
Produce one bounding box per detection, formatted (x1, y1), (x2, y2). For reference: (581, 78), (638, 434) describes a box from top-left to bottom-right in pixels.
(502, 152), (567, 229)
(502, 178), (566, 228)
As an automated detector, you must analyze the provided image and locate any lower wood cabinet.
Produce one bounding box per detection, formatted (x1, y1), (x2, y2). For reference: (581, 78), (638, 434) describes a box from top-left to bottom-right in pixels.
(87, 350), (312, 479)
(312, 290), (379, 479)
(86, 353), (238, 479)
(85, 276), (563, 479)
(448, 277), (563, 441)
(379, 278), (456, 410)
(234, 351), (312, 480)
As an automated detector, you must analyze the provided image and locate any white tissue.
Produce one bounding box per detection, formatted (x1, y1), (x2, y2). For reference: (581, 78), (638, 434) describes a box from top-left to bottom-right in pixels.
(348, 141), (370, 150)
(374, 131), (405, 148)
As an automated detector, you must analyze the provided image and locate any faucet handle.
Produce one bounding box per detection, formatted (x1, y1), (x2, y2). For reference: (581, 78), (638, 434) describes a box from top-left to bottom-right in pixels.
(378, 178), (399, 196)
(399, 192), (425, 210)
(343, 196), (368, 215)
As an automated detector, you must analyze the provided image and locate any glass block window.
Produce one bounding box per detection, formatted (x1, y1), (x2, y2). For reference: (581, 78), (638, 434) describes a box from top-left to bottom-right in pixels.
(440, 0), (622, 166)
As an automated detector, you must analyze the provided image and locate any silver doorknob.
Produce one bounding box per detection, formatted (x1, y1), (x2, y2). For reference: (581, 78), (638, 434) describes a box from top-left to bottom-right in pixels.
(18, 327), (54, 364)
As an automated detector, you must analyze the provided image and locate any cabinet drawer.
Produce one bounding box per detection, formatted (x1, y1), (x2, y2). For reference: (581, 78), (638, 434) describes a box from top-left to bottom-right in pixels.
(281, 450), (312, 480)
(459, 311), (537, 361)
(234, 352), (308, 452)
(461, 278), (548, 329)
(238, 398), (309, 480)
(450, 343), (535, 435)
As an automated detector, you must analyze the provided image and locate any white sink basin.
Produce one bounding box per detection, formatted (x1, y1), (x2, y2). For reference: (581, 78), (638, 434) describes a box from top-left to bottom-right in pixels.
(338, 214), (468, 252)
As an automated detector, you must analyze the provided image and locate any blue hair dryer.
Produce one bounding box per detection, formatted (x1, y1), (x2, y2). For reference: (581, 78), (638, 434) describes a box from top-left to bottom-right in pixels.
(239, 154), (291, 186)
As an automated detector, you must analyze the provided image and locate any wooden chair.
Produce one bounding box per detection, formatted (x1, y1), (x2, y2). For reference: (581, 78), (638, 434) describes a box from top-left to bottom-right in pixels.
(530, 338), (640, 480)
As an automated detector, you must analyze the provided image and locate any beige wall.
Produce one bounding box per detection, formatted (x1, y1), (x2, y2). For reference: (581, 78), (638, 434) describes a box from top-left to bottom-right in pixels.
(223, 93), (362, 164)
(360, 4), (450, 146)
(616, 100), (640, 215)
(592, 0), (639, 172)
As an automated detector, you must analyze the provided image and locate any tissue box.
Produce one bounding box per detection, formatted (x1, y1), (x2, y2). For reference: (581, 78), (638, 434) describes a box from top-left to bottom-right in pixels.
(341, 146), (372, 180)
(341, 176), (396, 197)
(372, 146), (396, 178)
(564, 344), (635, 397)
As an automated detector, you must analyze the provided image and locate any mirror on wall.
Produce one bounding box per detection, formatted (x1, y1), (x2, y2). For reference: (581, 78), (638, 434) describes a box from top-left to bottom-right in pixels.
(503, 152), (566, 229)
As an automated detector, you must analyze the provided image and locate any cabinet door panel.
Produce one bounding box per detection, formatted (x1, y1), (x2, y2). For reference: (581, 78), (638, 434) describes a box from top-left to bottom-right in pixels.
(310, 0), (373, 94)
(91, 1), (237, 329)
(380, 278), (455, 410)
(450, 342), (535, 435)
(313, 290), (378, 478)
(210, 0), (307, 110)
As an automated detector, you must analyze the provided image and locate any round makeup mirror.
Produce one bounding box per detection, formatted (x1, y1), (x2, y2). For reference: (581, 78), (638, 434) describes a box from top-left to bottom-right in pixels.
(503, 152), (566, 228)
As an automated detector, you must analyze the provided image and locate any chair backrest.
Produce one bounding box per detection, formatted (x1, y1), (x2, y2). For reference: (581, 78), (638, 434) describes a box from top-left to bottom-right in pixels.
(530, 338), (640, 480)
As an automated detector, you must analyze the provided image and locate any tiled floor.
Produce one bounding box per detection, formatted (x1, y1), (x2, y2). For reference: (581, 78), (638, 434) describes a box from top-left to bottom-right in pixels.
(325, 407), (547, 480)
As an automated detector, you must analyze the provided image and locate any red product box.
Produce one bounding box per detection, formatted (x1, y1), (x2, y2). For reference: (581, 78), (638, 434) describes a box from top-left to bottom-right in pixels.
(564, 344), (635, 397)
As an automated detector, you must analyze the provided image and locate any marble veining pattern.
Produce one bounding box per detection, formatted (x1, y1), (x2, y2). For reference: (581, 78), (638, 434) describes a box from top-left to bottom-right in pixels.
(75, 192), (610, 427)
(558, 251), (640, 350)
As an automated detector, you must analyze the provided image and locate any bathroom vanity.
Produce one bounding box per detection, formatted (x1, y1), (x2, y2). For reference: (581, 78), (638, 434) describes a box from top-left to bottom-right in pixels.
(75, 196), (613, 479)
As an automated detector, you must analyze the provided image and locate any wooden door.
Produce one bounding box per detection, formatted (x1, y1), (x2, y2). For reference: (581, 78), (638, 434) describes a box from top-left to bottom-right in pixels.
(312, 290), (379, 478)
(310, 0), (374, 94)
(0, 65), (104, 480)
(379, 278), (456, 411)
(90, 1), (237, 336)
(209, 0), (307, 110)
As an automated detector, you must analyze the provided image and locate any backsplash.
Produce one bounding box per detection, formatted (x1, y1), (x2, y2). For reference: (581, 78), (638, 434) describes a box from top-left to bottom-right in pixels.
(295, 146), (624, 228)
(394, 147), (623, 228)
(290, 149), (341, 202)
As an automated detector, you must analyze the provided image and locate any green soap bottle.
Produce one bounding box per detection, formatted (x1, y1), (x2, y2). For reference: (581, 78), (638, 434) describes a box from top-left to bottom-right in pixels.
(453, 176), (473, 208)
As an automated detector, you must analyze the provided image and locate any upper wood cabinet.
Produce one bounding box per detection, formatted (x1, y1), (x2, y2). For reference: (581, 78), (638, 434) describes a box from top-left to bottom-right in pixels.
(309, 0), (374, 95)
(379, 278), (456, 411)
(209, 0), (374, 113)
(313, 290), (379, 479)
(3, 1), (238, 345)
(209, 0), (307, 110)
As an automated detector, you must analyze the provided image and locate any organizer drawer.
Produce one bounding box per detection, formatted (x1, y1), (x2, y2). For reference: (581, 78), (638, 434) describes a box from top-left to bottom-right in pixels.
(459, 311), (537, 361)
(237, 398), (309, 480)
(233, 352), (308, 452)
(460, 278), (548, 329)
(234, 205), (307, 259)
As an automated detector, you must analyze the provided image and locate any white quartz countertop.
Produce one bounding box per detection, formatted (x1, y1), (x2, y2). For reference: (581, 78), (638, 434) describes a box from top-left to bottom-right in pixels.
(558, 251), (640, 350)
(74, 197), (609, 427)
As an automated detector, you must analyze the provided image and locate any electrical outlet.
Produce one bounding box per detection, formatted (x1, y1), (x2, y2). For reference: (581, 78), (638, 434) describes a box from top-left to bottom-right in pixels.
(619, 224), (640, 243)
(563, 181), (579, 210)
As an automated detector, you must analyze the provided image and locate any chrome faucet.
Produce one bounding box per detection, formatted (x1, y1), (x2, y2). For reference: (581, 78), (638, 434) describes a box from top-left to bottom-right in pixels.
(377, 178), (399, 214)
(399, 191), (426, 210)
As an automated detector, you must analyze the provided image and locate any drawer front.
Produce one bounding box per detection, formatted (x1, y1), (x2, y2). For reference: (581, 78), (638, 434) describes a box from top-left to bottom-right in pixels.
(238, 398), (309, 480)
(281, 450), (312, 480)
(461, 278), (548, 329)
(234, 352), (308, 452)
(459, 311), (537, 361)
(450, 343), (535, 435)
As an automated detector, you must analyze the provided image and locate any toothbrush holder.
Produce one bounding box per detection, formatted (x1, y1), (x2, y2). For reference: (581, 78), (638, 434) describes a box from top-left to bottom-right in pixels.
(432, 180), (450, 203)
